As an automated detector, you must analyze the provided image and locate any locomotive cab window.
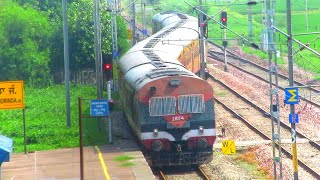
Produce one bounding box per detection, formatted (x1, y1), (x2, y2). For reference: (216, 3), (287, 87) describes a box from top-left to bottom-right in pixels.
(149, 96), (176, 116)
(178, 94), (205, 114)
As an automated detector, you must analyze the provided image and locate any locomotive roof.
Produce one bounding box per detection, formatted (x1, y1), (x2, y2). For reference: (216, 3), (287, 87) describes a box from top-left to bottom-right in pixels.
(119, 12), (201, 91)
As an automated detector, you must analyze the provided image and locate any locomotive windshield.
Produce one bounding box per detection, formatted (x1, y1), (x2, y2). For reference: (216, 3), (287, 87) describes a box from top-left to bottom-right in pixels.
(178, 94), (205, 113)
(149, 96), (176, 116)
(149, 94), (205, 116)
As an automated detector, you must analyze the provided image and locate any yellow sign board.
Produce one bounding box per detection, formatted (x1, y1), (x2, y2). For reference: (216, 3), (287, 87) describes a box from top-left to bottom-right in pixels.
(0, 81), (24, 110)
(221, 140), (236, 155)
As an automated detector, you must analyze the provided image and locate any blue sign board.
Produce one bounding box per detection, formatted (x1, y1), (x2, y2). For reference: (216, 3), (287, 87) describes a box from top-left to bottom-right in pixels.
(112, 51), (119, 58)
(285, 87), (299, 105)
(142, 29), (148, 35)
(90, 99), (109, 117)
(0, 135), (13, 163)
(289, 114), (299, 123)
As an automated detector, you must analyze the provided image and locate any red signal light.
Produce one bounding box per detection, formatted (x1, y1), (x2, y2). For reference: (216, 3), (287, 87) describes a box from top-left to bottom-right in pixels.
(103, 63), (112, 70)
(220, 11), (227, 28)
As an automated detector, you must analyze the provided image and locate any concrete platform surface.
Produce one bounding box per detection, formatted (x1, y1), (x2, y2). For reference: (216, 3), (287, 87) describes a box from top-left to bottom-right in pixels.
(1, 143), (155, 180)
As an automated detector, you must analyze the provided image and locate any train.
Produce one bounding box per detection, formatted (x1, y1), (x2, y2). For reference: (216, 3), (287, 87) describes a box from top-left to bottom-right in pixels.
(118, 11), (216, 166)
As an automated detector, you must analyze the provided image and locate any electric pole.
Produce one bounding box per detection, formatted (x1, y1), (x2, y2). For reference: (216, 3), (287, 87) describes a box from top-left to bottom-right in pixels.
(62, 0), (71, 128)
(266, 0), (283, 179)
(305, 0), (309, 31)
(94, 0), (103, 99)
(198, 0), (206, 79)
(130, 0), (137, 45)
(261, 0), (268, 51)
(286, 0), (299, 179)
(141, 0), (147, 39)
(248, 0), (253, 42)
(106, 0), (119, 144)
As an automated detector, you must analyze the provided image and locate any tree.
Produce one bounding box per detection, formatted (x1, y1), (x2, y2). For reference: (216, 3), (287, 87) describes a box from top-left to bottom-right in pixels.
(50, 0), (130, 76)
(0, 1), (53, 86)
(9, 0), (130, 82)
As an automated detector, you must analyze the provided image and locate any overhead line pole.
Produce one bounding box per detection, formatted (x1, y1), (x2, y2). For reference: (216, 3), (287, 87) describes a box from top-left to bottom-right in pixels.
(198, 0), (206, 79)
(305, 0), (309, 31)
(261, 0), (268, 51)
(286, 0), (299, 179)
(266, 0), (283, 178)
(62, 0), (71, 128)
(131, 0), (137, 45)
(106, 0), (119, 144)
(248, 0), (253, 42)
(141, 0), (147, 40)
(94, 0), (103, 99)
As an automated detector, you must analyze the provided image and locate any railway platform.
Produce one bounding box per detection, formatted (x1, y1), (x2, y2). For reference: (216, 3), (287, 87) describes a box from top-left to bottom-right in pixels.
(1, 139), (155, 180)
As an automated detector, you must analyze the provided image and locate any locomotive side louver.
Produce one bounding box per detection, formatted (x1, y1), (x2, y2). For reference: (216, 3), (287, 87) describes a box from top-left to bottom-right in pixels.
(142, 50), (167, 68)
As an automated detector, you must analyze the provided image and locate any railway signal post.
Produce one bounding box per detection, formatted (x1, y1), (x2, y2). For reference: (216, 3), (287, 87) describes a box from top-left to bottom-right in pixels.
(220, 11), (228, 72)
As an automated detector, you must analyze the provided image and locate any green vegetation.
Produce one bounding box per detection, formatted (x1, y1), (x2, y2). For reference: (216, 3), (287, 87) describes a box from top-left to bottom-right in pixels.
(211, 150), (269, 179)
(235, 148), (273, 179)
(0, 0), (318, 153)
(114, 154), (135, 162)
(0, 85), (109, 152)
(114, 154), (136, 167)
(216, 91), (228, 97)
(0, 1), (53, 87)
(140, 0), (320, 79)
(0, 0), (131, 152)
(0, 0), (130, 85)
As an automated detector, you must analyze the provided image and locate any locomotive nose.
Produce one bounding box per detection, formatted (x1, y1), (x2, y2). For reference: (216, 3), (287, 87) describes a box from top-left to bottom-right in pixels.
(151, 140), (163, 151)
(197, 138), (208, 149)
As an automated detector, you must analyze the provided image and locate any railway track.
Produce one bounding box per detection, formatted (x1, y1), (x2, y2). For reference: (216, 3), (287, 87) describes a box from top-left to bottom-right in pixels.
(122, 17), (320, 178)
(207, 73), (320, 179)
(157, 166), (211, 180)
(207, 41), (320, 109)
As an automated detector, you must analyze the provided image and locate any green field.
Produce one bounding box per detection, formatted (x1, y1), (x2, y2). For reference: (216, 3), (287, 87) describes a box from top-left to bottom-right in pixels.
(136, 0), (320, 79)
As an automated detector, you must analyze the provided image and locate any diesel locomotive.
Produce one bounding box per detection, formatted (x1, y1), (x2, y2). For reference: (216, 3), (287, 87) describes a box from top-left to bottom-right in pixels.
(118, 11), (216, 166)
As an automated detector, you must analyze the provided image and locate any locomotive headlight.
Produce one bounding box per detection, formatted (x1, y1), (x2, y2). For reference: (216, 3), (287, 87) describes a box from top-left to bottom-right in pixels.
(197, 138), (208, 149)
(198, 126), (204, 135)
(153, 128), (158, 137)
(151, 140), (163, 151)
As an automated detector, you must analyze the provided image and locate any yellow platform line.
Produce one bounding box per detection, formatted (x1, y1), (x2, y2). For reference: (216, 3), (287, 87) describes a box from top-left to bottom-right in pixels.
(95, 146), (111, 180)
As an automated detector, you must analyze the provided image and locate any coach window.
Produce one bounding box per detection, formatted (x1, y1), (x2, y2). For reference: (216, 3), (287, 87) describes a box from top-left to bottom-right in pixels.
(149, 96), (176, 116)
(178, 94), (205, 114)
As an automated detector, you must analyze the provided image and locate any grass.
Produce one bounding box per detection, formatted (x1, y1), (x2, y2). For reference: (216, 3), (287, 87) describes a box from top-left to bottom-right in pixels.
(211, 149), (269, 179)
(235, 147), (273, 179)
(216, 91), (228, 97)
(113, 154), (136, 167)
(114, 154), (135, 162)
(0, 84), (109, 152)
